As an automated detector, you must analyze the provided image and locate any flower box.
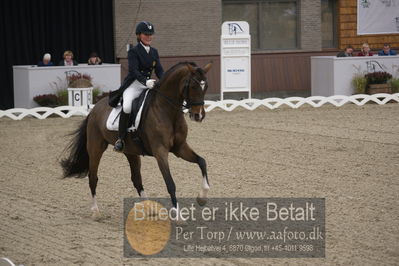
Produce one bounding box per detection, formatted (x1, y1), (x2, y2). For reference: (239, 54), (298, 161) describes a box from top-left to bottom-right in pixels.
(366, 83), (392, 94)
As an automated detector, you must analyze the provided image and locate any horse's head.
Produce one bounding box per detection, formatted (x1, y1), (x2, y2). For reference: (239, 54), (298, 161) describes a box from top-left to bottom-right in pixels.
(184, 63), (212, 122)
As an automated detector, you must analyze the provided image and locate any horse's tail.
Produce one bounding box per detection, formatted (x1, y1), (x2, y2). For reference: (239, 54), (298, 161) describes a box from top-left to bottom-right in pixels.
(60, 117), (89, 178)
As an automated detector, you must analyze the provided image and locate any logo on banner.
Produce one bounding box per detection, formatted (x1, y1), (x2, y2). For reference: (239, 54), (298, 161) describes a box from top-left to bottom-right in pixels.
(227, 69), (245, 73)
(366, 60), (387, 73)
(228, 23), (244, 35)
(360, 0), (371, 8)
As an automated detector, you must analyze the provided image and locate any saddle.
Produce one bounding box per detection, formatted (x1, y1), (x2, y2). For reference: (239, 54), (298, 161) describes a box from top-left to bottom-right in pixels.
(106, 89), (153, 132)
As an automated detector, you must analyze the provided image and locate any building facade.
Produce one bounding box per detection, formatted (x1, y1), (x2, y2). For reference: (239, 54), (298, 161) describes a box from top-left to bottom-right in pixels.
(113, 0), (399, 98)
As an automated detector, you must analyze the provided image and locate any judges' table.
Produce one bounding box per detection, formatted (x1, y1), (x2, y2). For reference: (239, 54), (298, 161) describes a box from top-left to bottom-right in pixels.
(13, 64), (121, 108)
(311, 56), (399, 96)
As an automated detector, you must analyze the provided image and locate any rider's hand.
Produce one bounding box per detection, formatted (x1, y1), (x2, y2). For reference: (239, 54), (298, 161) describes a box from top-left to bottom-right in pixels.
(146, 79), (156, 89)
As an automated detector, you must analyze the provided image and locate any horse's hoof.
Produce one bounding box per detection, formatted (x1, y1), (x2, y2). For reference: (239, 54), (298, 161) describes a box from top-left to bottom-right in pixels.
(139, 191), (148, 200)
(196, 195), (207, 206)
(91, 210), (101, 221)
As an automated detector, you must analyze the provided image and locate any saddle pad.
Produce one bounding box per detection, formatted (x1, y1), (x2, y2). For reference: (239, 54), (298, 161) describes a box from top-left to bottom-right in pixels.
(106, 89), (150, 132)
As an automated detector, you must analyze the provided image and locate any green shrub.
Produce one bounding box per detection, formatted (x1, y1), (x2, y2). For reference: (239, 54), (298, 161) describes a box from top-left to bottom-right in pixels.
(389, 78), (399, 93)
(56, 89), (68, 105)
(92, 87), (101, 103)
(352, 75), (367, 94)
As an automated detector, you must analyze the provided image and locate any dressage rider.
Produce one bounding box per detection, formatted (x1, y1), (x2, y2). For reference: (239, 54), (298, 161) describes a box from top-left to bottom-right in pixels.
(109, 21), (164, 152)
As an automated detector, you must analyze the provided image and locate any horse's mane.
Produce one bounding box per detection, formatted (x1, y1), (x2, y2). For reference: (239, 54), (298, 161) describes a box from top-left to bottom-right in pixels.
(154, 61), (197, 90)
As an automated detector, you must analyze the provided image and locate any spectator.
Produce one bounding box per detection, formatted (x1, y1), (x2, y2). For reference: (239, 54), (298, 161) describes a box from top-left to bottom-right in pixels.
(378, 44), (397, 56)
(337, 46), (354, 57)
(59, 50), (78, 66)
(37, 53), (54, 67)
(88, 52), (102, 65)
(357, 43), (373, 56)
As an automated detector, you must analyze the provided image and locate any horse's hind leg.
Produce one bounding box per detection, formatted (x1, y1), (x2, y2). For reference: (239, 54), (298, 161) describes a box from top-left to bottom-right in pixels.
(87, 132), (108, 218)
(173, 143), (209, 206)
(124, 153), (147, 198)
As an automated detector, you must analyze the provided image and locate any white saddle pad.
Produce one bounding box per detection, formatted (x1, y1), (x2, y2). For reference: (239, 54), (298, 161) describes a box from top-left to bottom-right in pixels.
(106, 89), (150, 132)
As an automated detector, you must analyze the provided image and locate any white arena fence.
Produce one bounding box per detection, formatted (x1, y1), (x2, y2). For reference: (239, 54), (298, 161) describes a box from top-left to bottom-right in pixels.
(1, 93), (398, 120)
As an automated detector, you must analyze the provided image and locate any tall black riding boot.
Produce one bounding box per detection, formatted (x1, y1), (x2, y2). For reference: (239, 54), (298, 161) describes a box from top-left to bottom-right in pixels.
(114, 110), (129, 152)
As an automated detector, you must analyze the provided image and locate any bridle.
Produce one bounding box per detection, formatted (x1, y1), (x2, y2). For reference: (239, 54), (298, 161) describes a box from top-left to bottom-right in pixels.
(153, 72), (207, 110)
(182, 74), (206, 108)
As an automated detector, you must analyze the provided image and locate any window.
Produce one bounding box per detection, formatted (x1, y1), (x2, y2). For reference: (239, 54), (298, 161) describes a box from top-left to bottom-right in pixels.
(321, 0), (337, 48)
(222, 0), (298, 50)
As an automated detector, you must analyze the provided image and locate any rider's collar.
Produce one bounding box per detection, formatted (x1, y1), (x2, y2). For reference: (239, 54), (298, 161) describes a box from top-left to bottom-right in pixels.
(140, 42), (150, 53)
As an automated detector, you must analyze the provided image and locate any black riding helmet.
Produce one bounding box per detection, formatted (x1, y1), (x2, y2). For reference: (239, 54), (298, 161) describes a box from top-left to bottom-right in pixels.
(135, 21), (155, 35)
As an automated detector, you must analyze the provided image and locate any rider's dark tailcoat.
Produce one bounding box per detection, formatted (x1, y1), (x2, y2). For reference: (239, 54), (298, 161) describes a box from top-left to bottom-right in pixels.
(109, 43), (164, 107)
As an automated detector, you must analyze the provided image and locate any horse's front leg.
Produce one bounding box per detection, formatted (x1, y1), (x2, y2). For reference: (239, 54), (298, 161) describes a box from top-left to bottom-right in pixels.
(154, 149), (177, 208)
(173, 142), (210, 206)
(154, 148), (187, 223)
(124, 153), (147, 199)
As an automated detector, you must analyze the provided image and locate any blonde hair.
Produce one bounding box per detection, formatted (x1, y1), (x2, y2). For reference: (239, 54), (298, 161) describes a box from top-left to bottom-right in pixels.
(361, 43), (370, 52)
(63, 50), (73, 58)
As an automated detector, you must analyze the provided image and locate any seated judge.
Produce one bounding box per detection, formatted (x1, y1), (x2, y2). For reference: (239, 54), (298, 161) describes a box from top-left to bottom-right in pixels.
(58, 50), (78, 66)
(337, 46), (354, 57)
(378, 44), (397, 56)
(87, 52), (102, 65)
(357, 43), (373, 56)
(37, 53), (54, 67)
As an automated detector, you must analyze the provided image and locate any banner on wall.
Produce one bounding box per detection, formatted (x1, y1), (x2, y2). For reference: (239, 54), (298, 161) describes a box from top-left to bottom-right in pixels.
(357, 0), (399, 35)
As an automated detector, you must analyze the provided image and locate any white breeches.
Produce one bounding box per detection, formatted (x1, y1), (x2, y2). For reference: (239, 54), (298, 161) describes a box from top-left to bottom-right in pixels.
(122, 80), (147, 113)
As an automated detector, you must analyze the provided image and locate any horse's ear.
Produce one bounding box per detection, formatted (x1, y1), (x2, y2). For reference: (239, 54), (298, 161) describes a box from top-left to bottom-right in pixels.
(187, 63), (196, 73)
(203, 62), (212, 73)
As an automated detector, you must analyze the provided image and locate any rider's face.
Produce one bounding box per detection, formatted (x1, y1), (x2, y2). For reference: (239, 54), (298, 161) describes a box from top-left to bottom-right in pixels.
(139, 33), (153, 46)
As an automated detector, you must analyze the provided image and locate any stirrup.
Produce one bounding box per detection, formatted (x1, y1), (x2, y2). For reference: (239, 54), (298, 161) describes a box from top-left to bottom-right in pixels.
(114, 139), (125, 152)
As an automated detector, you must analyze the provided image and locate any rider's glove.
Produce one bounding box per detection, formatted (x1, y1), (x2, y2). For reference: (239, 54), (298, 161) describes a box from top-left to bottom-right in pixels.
(146, 79), (156, 89)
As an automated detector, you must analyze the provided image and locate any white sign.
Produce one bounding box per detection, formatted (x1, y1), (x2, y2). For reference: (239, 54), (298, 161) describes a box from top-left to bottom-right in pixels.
(221, 21), (251, 100)
(357, 0), (399, 35)
(311, 56), (399, 96)
(68, 87), (93, 109)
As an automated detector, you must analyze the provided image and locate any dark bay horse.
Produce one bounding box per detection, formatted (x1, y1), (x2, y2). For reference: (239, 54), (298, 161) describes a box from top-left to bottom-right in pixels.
(61, 62), (212, 218)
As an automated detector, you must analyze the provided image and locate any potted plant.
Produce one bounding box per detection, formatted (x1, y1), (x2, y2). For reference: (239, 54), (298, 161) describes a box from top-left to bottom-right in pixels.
(66, 71), (93, 107)
(67, 72), (93, 88)
(364, 71), (392, 94)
